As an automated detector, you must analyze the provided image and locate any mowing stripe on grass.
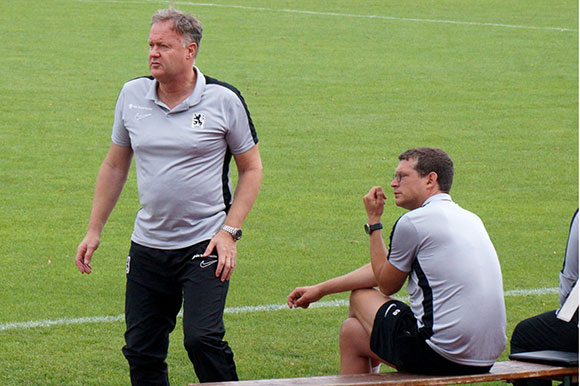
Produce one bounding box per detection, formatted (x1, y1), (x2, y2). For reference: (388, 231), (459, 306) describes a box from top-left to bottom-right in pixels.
(0, 287), (558, 331)
(69, 0), (578, 33)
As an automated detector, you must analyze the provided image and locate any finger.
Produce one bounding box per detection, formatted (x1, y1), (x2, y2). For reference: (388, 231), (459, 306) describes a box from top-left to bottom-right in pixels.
(83, 247), (95, 274)
(203, 239), (217, 257)
(376, 186), (387, 199)
(287, 290), (300, 308)
(373, 188), (383, 200)
(75, 245), (92, 274)
(363, 188), (375, 200)
(75, 258), (88, 273)
(221, 264), (234, 282)
(220, 255), (236, 282)
(215, 254), (225, 278)
(295, 298), (310, 309)
(219, 257), (230, 281)
(75, 246), (86, 272)
(289, 290), (307, 308)
(364, 186), (382, 203)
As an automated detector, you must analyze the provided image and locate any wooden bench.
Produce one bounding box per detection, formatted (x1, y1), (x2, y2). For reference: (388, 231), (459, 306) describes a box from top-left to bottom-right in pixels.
(189, 360), (578, 386)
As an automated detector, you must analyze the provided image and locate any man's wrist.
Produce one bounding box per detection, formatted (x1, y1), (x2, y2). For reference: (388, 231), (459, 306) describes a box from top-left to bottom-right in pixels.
(221, 224), (242, 241)
(364, 222), (383, 235)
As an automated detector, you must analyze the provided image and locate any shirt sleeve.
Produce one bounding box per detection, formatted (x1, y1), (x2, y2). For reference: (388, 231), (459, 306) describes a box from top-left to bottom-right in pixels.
(388, 215), (420, 273)
(224, 90), (258, 155)
(111, 87), (131, 147)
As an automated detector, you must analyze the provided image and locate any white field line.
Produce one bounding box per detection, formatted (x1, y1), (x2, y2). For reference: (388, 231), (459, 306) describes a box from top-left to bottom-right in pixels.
(0, 287), (558, 332)
(69, 0), (578, 33)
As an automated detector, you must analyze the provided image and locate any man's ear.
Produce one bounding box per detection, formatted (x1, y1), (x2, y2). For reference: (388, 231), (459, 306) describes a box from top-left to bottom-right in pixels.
(187, 42), (198, 60)
(425, 171), (439, 189)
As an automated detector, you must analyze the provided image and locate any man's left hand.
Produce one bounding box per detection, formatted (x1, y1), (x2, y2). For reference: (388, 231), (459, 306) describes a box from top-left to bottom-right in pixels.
(363, 186), (387, 223)
(203, 231), (237, 282)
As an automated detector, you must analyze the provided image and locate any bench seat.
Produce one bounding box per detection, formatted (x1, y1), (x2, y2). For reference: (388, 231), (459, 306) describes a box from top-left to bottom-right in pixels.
(189, 360), (578, 386)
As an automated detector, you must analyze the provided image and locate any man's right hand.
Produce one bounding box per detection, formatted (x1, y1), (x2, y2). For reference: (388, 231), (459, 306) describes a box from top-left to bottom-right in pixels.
(287, 285), (323, 309)
(75, 234), (100, 274)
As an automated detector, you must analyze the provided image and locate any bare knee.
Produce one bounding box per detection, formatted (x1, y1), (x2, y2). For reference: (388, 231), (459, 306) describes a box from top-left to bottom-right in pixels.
(339, 316), (375, 374)
(340, 317), (359, 340)
(340, 317), (367, 349)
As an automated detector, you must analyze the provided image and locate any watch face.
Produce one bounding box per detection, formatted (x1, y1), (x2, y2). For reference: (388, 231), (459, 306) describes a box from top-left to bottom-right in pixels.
(234, 229), (242, 240)
(364, 224), (371, 234)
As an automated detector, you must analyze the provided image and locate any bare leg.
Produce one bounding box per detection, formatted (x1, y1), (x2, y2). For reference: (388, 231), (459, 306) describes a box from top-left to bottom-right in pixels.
(339, 288), (394, 374)
(340, 317), (375, 373)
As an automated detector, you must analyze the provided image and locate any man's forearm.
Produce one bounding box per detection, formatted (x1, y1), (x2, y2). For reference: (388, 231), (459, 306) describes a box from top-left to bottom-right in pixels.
(224, 166), (262, 228)
(369, 232), (389, 285)
(86, 159), (130, 235)
(316, 264), (378, 297)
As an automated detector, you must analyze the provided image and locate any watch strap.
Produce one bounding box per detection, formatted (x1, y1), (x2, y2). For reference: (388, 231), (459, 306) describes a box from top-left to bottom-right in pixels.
(365, 222), (383, 235)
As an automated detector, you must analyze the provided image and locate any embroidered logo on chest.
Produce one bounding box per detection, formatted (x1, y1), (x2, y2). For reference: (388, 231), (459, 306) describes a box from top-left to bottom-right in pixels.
(192, 113), (206, 129)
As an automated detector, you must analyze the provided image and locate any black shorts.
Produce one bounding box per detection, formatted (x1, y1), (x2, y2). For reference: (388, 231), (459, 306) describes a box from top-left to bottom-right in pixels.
(370, 300), (492, 375)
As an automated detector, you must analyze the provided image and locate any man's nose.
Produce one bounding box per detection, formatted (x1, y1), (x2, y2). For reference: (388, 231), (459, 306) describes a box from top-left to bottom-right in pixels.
(149, 47), (160, 57)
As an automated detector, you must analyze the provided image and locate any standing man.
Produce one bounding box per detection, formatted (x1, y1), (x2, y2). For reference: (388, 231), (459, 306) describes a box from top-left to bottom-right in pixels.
(288, 148), (506, 375)
(75, 8), (262, 384)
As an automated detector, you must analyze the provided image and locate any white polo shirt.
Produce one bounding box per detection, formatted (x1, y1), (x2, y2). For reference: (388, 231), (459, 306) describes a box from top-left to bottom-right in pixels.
(559, 210), (578, 307)
(388, 193), (507, 366)
(111, 67), (258, 249)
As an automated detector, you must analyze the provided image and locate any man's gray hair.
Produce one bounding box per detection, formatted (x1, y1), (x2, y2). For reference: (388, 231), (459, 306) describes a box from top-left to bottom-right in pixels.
(152, 9), (203, 52)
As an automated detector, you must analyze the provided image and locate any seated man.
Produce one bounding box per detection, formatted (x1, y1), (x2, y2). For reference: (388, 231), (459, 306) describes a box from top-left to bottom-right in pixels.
(510, 210), (578, 385)
(287, 147), (507, 375)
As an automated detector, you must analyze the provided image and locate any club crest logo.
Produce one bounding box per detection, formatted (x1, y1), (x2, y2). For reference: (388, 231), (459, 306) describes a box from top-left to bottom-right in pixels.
(192, 113), (205, 128)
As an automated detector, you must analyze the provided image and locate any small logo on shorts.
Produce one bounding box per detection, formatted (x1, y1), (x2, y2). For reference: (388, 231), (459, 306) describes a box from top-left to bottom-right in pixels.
(385, 303), (400, 317)
(126, 256), (131, 274)
(192, 113), (205, 128)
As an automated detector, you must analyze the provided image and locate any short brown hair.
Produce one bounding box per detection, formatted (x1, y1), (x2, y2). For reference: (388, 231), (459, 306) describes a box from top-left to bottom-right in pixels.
(399, 147), (454, 193)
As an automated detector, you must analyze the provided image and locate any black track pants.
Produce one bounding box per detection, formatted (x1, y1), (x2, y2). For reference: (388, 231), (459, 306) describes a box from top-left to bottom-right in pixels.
(510, 309), (578, 386)
(122, 241), (238, 385)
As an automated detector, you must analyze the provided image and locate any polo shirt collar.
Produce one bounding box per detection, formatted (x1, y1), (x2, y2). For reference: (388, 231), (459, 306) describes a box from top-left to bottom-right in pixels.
(145, 80), (157, 103)
(145, 66), (206, 110)
(421, 193), (452, 207)
(186, 66), (205, 107)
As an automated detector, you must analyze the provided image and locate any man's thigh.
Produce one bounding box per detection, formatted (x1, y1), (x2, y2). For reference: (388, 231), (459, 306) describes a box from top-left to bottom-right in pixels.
(349, 288), (392, 334)
(370, 299), (416, 368)
(511, 310), (579, 353)
(124, 243), (183, 360)
(181, 250), (230, 334)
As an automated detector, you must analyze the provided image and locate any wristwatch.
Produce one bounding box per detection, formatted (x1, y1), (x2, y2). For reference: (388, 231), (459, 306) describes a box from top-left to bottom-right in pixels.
(221, 225), (242, 241)
(364, 223), (383, 235)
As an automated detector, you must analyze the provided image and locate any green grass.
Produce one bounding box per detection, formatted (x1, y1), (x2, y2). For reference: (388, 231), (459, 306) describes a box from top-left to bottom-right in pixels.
(0, 0), (577, 384)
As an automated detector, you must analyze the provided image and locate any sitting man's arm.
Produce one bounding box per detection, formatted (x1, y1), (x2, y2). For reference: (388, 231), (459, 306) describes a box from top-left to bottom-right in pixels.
(287, 263), (377, 309)
(363, 186), (408, 295)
